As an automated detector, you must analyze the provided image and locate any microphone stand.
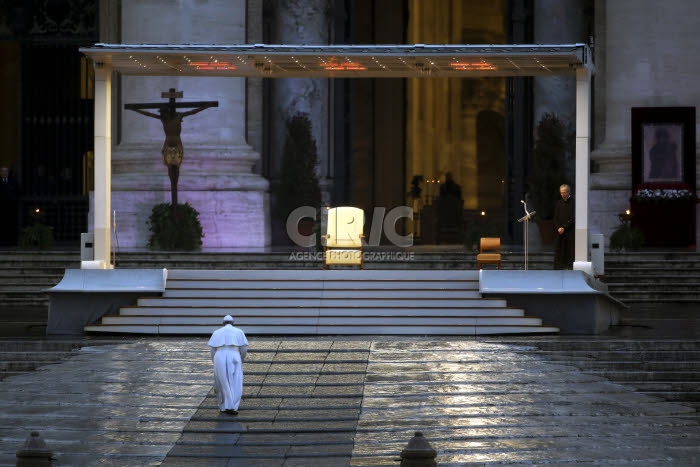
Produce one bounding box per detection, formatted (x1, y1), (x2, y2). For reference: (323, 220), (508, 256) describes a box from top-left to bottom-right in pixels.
(517, 201), (535, 270)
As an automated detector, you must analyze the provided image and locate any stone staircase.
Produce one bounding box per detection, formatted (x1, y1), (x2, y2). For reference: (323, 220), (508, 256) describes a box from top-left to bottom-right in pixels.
(0, 340), (96, 381)
(83, 269), (559, 335)
(1, 248), (699, 332)
(600, 251), (700, 304)
(1, 249), (697, 440)
(498, 337), (700, 413)
(0, 251), (79, 310)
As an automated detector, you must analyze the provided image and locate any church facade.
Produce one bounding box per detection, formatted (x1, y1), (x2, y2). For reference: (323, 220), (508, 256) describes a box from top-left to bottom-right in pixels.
(0, 0), (697, 251)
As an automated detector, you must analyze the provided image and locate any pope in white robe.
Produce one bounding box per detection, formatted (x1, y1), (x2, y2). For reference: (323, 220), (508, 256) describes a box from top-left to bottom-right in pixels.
(208, 315), (249, 415)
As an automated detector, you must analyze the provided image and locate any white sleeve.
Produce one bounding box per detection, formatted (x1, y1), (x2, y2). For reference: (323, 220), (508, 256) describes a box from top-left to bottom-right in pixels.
(240, 345), (248, 362)
(209, 346), (216, 361)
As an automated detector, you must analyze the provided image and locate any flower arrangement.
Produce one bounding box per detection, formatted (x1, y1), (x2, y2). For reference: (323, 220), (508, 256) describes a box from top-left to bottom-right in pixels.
(631, 183), (697, 203)
(632, 188), (695, 201)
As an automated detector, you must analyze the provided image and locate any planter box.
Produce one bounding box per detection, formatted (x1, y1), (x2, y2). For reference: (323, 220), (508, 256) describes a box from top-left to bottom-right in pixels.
(630, 199), (696, 248)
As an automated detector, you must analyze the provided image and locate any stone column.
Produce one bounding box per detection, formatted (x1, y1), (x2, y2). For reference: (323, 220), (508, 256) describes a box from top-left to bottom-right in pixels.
(531, 0), (585, 257)
(533, 0), (586, 160)
(268, 0), (329, 195)
(112, 0), (270, 249)
(93, 63), (112, 267)
(574, 67), (592, 268)
(590, 0), (700, 245)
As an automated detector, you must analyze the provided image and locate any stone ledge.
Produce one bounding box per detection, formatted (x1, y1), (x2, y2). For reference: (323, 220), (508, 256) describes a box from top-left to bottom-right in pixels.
(479, 269), (608, 294)
(47, 269), (167, 336)
(48, 268), (167, 293)
(479, 270), (627, 334)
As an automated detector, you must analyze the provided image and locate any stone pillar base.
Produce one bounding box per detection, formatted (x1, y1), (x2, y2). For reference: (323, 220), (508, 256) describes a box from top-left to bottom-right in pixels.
(90, 189), (270, 250)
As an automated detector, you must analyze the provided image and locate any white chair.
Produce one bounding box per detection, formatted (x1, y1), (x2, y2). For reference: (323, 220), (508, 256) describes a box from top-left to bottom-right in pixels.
(323, 206), (365, 269)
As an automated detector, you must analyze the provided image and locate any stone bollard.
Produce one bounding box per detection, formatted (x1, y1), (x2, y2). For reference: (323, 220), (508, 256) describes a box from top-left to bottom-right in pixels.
(16, 431), (53, 467)
(396, 431), (437, 467)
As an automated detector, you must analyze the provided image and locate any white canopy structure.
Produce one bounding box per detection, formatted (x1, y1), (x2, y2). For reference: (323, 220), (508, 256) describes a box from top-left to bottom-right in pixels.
(80, 43), (594, 269)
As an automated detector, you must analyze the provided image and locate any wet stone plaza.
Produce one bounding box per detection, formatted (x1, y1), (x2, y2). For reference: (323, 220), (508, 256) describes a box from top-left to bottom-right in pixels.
(1, 337), (699, 466)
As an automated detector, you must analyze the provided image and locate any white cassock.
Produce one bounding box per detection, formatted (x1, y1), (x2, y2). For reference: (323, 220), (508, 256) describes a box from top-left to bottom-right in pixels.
(208, 324), (249, 411)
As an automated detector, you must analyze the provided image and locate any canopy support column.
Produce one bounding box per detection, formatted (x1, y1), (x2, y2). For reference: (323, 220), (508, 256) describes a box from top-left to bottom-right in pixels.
(574, 65), (592, 270)
(93, 63), (113, 268)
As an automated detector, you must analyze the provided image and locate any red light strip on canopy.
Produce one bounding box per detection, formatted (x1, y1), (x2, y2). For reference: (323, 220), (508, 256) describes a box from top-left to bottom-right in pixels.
(320, 59), (367, 71)
(188, 61), (237, 71)
(449, 61), (495, 71)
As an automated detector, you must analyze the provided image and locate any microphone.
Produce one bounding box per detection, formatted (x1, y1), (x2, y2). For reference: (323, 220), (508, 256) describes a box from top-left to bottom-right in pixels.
(518, 199), (535, 222)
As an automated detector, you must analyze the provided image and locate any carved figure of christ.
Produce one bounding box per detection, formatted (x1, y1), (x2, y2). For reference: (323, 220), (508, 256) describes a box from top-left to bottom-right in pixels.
(125, 89), (218, 206)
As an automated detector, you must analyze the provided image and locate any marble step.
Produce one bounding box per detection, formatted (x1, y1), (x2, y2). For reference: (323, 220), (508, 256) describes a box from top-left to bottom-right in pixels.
(118, 307), (523, 317)
(617, 381), (700, 393)
(0, 359), (75, 373)
(133, 297), (510, 308)
(0, 270), (65, 279)
(526, 350), (700, 362)
(165, 269), (480, 280)
(162, 289), (483, 299)
(100, 315), (543, 326)
(84, 323), (560, 335)
(610, 292), (700, 301)
(604, 274), (700, 282)
(607, 286), (700, 294)
(582, 369), (700, 382)
(503, 340), (700, 351)
(0, 286), (54, 294)
(0, 296), (50, 307)
(0, 351), (80, 363)
(165, 278), (477, 289)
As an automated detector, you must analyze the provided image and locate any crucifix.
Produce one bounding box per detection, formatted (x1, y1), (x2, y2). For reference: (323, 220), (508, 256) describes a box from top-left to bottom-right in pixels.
(125, 88), (218, 206)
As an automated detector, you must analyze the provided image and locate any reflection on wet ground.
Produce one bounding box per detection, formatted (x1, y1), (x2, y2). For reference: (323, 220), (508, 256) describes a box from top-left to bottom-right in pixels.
(0, 337), (698, 466)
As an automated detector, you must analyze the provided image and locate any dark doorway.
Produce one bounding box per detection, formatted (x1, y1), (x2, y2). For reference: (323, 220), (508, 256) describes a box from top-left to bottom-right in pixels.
(19, 42), (94, 244)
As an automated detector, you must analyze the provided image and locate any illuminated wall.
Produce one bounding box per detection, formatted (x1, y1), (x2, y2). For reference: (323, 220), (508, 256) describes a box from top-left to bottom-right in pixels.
(406, 0), (506, 212)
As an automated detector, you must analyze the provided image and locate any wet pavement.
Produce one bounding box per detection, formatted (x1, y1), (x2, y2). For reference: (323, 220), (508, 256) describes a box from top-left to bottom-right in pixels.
(0, 336), (698, 466)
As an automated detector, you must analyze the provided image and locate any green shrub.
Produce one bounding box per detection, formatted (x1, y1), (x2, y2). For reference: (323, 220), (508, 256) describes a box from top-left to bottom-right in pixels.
(609, 212), (644, 252)
(19, 223), (54, 250)
(528, 113), (573, 220)
(609, 224), (644, 251)
(272, 113), (322, 222)
(148, 202), (203, 251)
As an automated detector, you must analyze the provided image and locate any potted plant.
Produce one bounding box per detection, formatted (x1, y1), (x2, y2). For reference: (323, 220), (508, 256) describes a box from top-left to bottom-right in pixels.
(527, 113), (573, 244)
(19, 223), (54, 250)
(272, 112), (322, 242)
(609, 211), (644, 251)
(147, 202), (204, 250)
(628, 182), (697, 247)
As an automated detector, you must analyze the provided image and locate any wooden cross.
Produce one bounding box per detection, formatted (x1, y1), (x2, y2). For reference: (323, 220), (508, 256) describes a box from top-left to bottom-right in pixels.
(124, 88), (218, 113)
(124, 89), (219, 206)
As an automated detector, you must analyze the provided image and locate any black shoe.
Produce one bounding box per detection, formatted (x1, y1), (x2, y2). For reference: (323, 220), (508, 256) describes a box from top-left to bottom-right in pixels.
(224, 409), (238, 415)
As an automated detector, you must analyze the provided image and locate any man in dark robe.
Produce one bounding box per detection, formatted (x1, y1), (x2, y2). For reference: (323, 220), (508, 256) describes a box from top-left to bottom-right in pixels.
(439, 172), (462, 199)
(553, 184), (575, 270)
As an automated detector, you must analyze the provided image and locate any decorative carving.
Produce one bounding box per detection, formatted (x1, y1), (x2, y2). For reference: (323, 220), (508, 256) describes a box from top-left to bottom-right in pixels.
(0, 0), (97, 38)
